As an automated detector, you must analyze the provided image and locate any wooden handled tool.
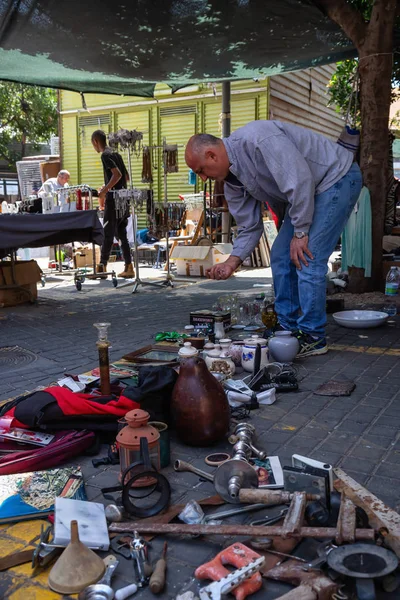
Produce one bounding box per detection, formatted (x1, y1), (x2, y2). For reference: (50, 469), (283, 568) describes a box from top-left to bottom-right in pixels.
(149, 542), (167, 594)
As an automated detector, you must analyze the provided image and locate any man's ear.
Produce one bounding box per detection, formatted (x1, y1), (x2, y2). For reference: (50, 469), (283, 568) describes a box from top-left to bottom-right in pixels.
(205, 150), (217, 161)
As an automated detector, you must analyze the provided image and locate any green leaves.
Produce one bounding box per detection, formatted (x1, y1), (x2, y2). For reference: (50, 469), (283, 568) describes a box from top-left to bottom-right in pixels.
(328, 60), (361, 128)
(0, 83), (57, 168)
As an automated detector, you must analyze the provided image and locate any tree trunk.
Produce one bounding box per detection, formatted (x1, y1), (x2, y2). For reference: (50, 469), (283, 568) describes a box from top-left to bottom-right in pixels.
(358, 47), (393, 290)
(21, 132), (26, 159)
(313, 0), (397, 291)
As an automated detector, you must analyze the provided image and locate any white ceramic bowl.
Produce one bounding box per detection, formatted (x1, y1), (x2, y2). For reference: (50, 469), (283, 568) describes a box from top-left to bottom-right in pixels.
(332, 310), (389, 329)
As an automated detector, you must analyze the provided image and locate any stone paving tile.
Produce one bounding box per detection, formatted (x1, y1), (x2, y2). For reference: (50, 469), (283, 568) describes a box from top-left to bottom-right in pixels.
(384, 449), (400, 464)
(340, 456), (379, 475)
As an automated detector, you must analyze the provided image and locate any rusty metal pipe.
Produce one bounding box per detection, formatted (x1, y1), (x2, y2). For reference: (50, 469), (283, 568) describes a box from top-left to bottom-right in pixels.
(174, 460), (214, 482)
(239, 489), (320, 506)
(109, 522), (375, 540)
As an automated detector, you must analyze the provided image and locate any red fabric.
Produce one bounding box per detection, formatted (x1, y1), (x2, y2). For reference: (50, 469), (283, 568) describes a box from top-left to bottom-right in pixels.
(44, 387), (139, 416)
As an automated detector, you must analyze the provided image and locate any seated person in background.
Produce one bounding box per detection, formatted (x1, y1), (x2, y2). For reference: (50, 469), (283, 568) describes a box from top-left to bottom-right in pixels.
(38, 170), (70, 194)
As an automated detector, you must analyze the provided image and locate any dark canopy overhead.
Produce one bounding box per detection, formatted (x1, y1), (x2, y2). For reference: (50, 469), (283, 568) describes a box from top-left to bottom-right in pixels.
(0, 0), (358, 96)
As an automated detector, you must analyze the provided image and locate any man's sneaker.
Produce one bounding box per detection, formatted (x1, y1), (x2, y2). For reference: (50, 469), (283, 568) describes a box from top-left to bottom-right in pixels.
(296, 331), (328, 357)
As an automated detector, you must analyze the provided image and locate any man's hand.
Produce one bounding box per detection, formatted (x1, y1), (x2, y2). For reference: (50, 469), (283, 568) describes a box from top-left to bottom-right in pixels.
(206, 255), (242, 280)
(290, 235), (314, 270)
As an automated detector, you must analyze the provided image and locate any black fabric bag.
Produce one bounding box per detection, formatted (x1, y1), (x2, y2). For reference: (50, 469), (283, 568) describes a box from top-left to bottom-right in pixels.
(120, 365), (178, 424)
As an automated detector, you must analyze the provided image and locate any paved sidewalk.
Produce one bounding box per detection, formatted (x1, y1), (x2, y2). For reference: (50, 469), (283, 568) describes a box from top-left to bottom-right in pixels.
(0, 264), (399, 599)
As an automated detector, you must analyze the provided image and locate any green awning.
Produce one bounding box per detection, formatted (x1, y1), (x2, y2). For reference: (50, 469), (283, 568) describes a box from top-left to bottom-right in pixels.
(0, 0), (358, 96)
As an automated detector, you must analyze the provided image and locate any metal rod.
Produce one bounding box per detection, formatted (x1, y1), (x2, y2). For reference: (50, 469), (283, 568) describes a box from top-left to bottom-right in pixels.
(174, 460), (214, 482)
(222, 81), (231, 138)
(88, 188), (97, 274)
(163, 138), (171, 281)
(109, 522), (375, 540)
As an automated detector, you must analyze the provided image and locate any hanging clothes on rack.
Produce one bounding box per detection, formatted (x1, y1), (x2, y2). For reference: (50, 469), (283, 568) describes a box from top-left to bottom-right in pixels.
(341, 187), (372, 277)
(163, 144), (179, 173)
(142, 146), (153, 183)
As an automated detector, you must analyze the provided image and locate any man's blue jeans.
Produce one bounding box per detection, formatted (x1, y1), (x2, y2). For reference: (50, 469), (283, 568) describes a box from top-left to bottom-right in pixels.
(270, 163), (363, 337)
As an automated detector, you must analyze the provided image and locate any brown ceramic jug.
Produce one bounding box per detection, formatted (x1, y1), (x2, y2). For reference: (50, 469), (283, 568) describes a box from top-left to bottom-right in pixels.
(171, 356), (230, 446)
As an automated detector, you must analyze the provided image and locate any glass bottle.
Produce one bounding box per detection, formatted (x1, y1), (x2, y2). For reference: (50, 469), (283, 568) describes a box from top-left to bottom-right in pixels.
(385, 266), (400, 296)
(261, 300), (278, 329)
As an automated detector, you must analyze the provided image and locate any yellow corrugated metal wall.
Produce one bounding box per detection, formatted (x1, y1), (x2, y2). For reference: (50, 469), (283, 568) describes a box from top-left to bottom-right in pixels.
(61, 116), (78, 184)
(204, 100), (223, 137)
(231, 97), (259, 130)
(160, 108), (197, 202)
(78, 114), (112, 190)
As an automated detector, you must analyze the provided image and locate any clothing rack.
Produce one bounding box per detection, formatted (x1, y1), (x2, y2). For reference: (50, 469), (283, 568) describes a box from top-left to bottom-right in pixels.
(54, 184), (96, 277)
(56, 184), (95, 211)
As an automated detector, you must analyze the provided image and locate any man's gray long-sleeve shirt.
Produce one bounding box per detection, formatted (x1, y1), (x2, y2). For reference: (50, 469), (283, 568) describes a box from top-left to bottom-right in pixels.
(223, 120), (353, 261)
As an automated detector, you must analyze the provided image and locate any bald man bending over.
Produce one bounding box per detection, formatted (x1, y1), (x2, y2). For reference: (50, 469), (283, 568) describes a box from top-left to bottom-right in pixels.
(185, 121), (362, 357)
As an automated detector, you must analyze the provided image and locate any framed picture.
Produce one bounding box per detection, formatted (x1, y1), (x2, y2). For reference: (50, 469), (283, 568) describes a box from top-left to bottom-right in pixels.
(122, 345), (179, 366)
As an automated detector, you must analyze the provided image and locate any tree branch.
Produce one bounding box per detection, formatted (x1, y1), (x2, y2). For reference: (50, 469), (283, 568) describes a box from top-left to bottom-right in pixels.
(312, 0), (368, 49)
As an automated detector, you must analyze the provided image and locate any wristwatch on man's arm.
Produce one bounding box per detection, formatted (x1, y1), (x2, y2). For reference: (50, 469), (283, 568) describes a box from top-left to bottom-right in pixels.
(293, 231), (308, 239)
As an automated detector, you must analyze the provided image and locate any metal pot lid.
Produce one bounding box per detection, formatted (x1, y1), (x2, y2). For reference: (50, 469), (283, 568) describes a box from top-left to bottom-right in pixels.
(327, 543), (398, 579)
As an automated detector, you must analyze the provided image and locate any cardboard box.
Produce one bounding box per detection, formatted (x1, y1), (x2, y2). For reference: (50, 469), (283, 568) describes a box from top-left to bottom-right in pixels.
(74, 245), (100, 269)
(190, 310), (231, 332)
(171, 243), (233, 277)
(0, 260), (42, 307)
(40, 160), (61, 183)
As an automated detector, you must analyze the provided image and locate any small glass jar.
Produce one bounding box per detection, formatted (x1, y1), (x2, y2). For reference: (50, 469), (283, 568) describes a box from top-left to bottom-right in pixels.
(214, 316), (225, 340)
